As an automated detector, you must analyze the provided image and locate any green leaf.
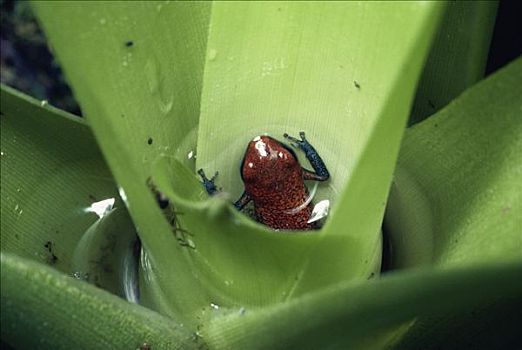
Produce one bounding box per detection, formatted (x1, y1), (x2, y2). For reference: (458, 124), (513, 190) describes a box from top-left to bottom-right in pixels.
(32, 1), (213, 323)
(385, 56), (522, 350)
(410, 1), (498, 125)
(0, 252), (202, 350)
(194, 1), (444, 296)
(33, 2), (444, 323)
(0, 85), (140, 297)
(0, 85), (118, 272)
(385, 58), (522, 268)
(155, 0), (444, 311)
(202, 262), (522, 349)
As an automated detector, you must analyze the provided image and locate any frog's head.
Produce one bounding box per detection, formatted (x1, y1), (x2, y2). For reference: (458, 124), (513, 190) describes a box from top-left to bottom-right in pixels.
(240, 135), (301, 189)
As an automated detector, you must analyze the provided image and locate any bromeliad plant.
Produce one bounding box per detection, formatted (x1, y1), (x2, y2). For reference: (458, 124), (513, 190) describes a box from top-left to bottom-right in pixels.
(1, 2), (521, 349)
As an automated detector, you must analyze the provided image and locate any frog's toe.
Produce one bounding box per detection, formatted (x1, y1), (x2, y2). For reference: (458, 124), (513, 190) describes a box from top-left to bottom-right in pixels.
(283, 132), (300, 144)
(197, 168), (207, 179)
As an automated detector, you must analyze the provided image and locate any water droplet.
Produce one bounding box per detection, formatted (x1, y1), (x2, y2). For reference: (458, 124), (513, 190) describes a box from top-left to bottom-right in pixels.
(118, 187), (129, 206)
(159, 100), (173, 114)
(239, 307), (246, 315)
(1, 151), (4, 156)
(84, 198), (115, 218)
(187, 150), (195, 160)
(208, 49), (217, 61)
(286, 183), (318, 214)
(40, 100), (48, 107)
(145, 58), (174, 114)
(307, 199), (330, 223)
(210, 302), (220, 310)
(261, 58), (286, 77)
(145, 59), (159, 94)
(186, 238), (196, 249)
(71, 271), (89, 281)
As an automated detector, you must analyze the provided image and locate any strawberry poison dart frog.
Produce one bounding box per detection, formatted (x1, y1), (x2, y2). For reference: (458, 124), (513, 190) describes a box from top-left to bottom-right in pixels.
(198, 132), (330, 230)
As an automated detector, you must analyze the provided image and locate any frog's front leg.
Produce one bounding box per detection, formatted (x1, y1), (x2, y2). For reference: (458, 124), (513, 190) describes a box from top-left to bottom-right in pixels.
(197, 169), (251, 210)
(283, 131), (330, 181)
(197, 169), (220, 195)
(233, 191), (251, 210)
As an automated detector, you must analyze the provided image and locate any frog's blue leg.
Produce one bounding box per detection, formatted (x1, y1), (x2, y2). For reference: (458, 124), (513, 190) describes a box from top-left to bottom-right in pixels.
(234, 191), (251, 210)
(284, 131), (330, 181)
(197, 169), (220, 195)
(198, 169), (252, 210)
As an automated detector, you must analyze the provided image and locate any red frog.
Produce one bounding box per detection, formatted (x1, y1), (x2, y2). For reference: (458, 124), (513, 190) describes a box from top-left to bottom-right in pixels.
(198, 132), (329, 230)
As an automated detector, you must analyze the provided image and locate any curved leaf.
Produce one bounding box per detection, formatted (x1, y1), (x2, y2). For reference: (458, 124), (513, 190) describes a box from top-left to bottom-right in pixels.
(410, 1), (498, 124)
(194, 2), (444, 299)
(385, 58), (522, 268)
(202, 262), (522, 349)
(32, 1), (214, 324)
(0, 252), (201, 350)
(385, 55), (522, 350)
(0, 86), (119, 273)
(0, 85), (138, 297)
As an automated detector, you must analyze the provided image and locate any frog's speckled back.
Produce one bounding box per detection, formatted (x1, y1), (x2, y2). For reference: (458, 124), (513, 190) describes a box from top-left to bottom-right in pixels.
(241, 136), (315, 230)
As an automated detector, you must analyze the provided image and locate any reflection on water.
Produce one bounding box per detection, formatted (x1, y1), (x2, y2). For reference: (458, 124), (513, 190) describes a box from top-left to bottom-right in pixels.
(83, 198), (115, 218)
(308, 199), (330, 224)
(285, 183), (318, 215)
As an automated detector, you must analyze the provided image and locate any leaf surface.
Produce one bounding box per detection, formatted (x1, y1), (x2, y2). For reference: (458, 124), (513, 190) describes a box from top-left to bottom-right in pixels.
(386, 58), (522, 268)
(1, 86), (118, 272)
(203, 262), (522, 350)
(410, 1), (498, 124)
(1, 252), (201, 350)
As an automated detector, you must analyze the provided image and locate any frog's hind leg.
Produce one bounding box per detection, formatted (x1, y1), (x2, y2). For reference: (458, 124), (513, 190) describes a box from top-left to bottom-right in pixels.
(197, 169), (220, 195)
(284, 131), (330, 181)
(198, 169), (251, 212)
